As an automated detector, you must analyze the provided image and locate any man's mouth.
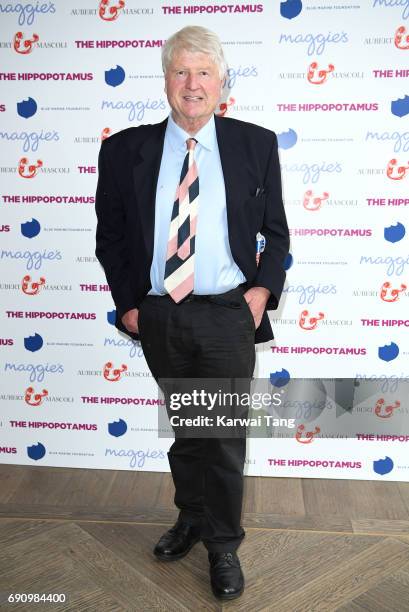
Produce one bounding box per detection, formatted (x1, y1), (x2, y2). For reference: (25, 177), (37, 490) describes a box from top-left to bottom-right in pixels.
(183, 96), (203, 101)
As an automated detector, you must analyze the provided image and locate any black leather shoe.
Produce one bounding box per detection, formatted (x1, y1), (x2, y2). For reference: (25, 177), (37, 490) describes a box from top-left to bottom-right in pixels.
(153, 519), (201, 561)
(208, 552), (244, 600)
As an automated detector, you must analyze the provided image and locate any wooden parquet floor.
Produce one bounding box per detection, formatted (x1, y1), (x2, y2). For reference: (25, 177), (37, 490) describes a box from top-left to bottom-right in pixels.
(1, 465), (409, 611)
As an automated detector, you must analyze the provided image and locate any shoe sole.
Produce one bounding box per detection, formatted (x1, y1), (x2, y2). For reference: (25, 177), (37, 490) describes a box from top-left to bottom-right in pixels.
(153, 537), (201, 562)
(211, 584), (244, 601)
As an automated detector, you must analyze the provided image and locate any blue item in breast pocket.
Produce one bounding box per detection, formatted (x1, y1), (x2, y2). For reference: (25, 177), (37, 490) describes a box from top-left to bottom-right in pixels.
(256, 232), (265, 266)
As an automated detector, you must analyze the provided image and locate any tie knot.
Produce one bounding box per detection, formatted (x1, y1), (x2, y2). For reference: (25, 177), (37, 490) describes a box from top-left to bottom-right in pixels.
(186, 138), (197, 152)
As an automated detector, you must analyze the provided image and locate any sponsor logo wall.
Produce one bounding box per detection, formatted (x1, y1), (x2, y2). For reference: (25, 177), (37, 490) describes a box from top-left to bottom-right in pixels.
(1, 0), (408, 480)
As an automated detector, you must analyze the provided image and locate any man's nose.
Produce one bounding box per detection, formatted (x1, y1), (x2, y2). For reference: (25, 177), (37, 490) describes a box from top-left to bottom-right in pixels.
(186, 73), (199, 89)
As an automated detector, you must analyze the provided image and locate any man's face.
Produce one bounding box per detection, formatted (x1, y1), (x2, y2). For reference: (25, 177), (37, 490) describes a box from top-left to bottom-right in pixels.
(165, 49), (224, 133)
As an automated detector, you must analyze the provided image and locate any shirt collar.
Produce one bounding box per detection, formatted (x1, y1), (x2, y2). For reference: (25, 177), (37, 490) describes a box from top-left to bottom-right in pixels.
(166, 113), (216, 153)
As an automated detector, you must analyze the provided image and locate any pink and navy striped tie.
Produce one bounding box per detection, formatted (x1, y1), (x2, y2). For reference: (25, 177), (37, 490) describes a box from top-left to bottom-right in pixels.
(164, 138), (199, 303)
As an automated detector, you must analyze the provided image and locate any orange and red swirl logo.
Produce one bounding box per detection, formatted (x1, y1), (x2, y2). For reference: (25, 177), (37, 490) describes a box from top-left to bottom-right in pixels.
(307, 62), (334, 84)
(103, 362), (128, 381)
(99, 0), (125, 21)
(386, 159), (409, 180)
(18, 157), (43, 179)
(21, 275), (46, 295)
(395, 26), (409, 50)
(13, 31), (39, 54)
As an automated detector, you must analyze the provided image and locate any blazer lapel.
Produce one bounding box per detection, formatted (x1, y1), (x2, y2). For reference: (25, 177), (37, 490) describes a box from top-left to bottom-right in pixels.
(132, 118), (167, 255)
(215, 114), (249, 227)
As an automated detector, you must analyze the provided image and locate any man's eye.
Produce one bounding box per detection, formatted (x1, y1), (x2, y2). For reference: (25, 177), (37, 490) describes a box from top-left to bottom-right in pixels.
(200, 71), (209, 76)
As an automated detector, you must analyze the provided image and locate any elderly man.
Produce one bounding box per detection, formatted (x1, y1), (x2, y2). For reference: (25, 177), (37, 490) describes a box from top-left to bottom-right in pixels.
(95, 26), (289, 600)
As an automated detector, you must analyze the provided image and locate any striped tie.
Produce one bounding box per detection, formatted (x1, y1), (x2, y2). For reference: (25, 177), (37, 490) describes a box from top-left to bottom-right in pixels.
(164, 138), (199, 303)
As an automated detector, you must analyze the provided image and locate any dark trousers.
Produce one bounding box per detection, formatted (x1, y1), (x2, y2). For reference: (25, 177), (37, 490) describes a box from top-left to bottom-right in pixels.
(138, 286), (256, 552)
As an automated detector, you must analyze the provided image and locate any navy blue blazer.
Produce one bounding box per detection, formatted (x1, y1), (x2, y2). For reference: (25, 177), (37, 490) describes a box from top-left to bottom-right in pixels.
(95, 114), (289, 344)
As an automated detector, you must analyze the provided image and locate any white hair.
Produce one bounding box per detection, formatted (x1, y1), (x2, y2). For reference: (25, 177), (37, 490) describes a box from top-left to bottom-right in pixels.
(162, 26), (227, 79)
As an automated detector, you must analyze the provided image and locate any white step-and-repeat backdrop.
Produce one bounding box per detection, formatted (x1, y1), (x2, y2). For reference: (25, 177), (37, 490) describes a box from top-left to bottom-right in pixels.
(1, 0), (408, 480)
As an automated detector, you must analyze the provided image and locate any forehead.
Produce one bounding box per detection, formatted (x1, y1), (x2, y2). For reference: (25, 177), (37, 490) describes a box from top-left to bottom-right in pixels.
(168, 49), (217, 70)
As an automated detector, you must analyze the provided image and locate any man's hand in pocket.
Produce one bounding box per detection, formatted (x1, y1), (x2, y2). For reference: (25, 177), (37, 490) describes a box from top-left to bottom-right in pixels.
(121, 308), (139, 333)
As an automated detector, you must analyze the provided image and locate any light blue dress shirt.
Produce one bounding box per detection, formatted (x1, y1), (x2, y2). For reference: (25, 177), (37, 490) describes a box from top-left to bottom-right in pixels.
(148, 114), (246, 295)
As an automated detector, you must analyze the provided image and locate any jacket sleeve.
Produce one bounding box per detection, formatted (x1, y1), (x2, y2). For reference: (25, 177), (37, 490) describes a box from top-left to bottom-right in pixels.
(254, 132), (290, 310)
(95, 139), (137, 324)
